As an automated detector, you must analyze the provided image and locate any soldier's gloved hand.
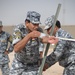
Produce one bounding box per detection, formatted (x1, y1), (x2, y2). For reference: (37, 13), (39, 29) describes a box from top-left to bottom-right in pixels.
(43, 63), (49, 71)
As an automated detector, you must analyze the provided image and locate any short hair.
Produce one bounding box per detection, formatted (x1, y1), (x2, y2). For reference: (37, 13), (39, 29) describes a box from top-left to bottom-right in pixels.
(56, 20), (61, 28)
(25, 19), (30, 23)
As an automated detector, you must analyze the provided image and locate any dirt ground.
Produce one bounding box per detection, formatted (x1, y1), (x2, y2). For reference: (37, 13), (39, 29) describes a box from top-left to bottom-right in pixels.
(0, 48), (64, 75)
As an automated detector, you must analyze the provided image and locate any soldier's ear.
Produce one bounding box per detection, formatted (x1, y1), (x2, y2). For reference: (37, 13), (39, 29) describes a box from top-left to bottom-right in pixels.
(55, 26), (58, 30)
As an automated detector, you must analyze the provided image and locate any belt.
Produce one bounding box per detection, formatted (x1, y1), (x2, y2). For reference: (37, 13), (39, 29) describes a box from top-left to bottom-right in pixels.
(16, 58), (41, 67)
(27, 62), (38, 66)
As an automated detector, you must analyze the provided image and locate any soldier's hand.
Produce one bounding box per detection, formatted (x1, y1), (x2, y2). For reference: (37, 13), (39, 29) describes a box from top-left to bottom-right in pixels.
(29, 31), (40, 38)
(43, 63), (49, 71)
(48, 36), (58, 44)
(42, 36), (58, 44)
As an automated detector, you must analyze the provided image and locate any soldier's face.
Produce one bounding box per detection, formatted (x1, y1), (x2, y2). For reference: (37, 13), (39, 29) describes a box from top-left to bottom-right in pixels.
(0, 26), (3, 32)
(28, 23), (39, 31)
(47, 27), (52, 34)
(47, 26), (56, 35)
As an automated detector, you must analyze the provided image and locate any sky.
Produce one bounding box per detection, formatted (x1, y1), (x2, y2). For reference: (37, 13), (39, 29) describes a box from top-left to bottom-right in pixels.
(0, 0), (75, 26)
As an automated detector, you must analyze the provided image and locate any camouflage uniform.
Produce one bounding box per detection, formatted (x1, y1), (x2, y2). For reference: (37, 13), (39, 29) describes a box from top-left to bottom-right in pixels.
(9, 24), (44, 75)
(0, 31), (13, 75)
(46, 28), (75, 75)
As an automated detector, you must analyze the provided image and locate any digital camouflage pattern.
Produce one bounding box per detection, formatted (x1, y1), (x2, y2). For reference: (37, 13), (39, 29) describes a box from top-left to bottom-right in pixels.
(26, 11), (41, 24)
(46, 28), (75, 75)
(9, 24), (44, 75)
(0, 63), (10, 75)
(0, 31), (13, 75)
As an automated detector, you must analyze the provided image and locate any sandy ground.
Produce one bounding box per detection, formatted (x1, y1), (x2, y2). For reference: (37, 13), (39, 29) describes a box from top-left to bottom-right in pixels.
(0, 47), (64, 75)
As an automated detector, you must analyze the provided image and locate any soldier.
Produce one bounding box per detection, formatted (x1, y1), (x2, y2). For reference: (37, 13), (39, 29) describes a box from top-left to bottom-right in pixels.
(25, 14), (44, 59)
(9, 11), (58, 75)
(0, 21), (13, 75)
(43, 15), (75, 75)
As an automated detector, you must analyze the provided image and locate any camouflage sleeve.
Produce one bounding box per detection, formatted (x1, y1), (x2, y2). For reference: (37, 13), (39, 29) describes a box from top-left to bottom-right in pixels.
(45, 29), (73, 67)
(7, 33), (13, 53)
(12, 28), (22, 45)
(45, 39), (66, 67)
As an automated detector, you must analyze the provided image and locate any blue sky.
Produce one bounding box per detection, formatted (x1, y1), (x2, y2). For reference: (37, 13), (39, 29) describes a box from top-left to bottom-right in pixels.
(0, 0), (75, 26)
